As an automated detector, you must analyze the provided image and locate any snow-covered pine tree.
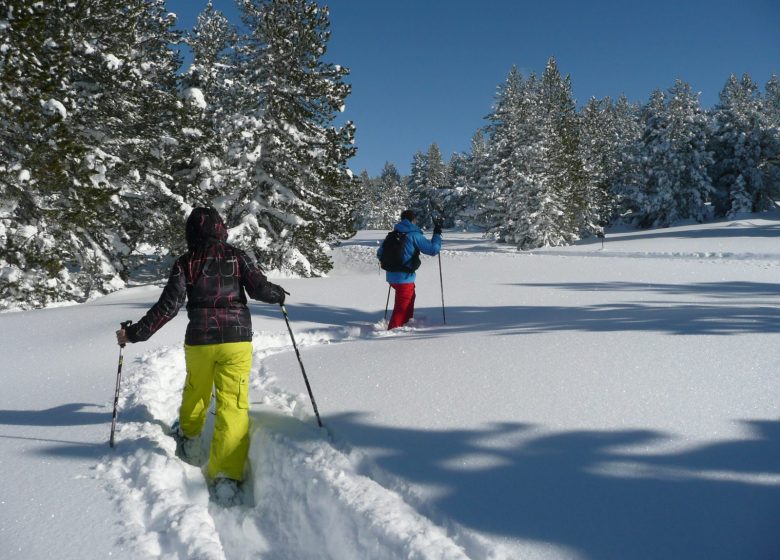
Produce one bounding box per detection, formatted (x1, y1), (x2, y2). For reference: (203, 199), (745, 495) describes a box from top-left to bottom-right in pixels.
(760, 74), (780, 194)
(579, 97), (614, 226)
(425, 143), (450, 225)
(442, 151), (469, 227)
(480, 66), (533, 240)
(224, 0), (356, 276)
(629, 81), (714, 227)
(579, 97), (618, 228)
(0, 0), (182, 309)
(170, 1), (238, 220)
(352, 170), (375, 229)
(487, 59), (578, 249)
(709, 74), (773, 217)
(456, 130), (492, 230)
(536, 57), (586, 241)
(765, 74), (780, 126)
(619, 89), (666, 223)
(511, 170), (570, 249)
(107, 2), (188, 256)
(407, 143), (446, 226)
(579, 94), (642, 229)
(376, 162), (407, 228)
(663, 80), (714, 223)
(407, 150), (428, 218)
(609, 94), (643, 216)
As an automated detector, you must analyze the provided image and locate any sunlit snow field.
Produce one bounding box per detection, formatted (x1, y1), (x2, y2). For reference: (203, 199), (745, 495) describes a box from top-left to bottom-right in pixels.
(1, 216), (779, 559)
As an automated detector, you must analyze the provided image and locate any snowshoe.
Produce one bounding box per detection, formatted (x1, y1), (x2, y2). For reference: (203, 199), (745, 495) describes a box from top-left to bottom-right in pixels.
(210, 477), (242, 507)
(169, 420), (205, 466)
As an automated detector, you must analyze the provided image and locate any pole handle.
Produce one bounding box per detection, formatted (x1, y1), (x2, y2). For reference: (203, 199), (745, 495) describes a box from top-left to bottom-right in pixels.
(119, 320), (132, 348)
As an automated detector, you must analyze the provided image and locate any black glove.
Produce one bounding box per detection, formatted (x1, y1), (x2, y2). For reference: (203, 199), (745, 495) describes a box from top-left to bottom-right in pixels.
(432, 216), (443, 235)
(268, 283), (289, 305)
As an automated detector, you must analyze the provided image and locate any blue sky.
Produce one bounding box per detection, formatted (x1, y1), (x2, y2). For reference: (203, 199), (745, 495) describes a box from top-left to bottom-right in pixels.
(165, 0), (780, 177)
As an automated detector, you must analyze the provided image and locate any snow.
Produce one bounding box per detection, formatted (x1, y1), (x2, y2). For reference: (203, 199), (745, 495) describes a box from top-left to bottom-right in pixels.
(183, 87), (207, 110)
(2, 216), (780, 559)
(41, 98), (67, 119)
(104, 54), (123, 71)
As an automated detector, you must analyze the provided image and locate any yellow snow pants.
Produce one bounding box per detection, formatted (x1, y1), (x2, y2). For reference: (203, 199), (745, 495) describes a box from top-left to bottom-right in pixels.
(181, 342), (252, 481)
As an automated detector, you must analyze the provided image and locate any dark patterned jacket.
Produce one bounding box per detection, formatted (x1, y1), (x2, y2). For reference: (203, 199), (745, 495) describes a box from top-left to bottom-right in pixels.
(126, 208), (285, 345)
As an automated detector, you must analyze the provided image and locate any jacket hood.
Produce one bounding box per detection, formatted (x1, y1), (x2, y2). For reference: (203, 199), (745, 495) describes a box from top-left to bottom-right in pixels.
(186, 207), (228, 249)
(393, 219), (421, 234)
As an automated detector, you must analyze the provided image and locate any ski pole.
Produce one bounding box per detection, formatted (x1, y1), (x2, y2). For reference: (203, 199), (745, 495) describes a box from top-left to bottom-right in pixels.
(280, 304), (323, 427)
(438, 252), (446, 324)
(384, 284), (391, 320)
(110, 320), (132, 448)
(431, 211), (446, 324)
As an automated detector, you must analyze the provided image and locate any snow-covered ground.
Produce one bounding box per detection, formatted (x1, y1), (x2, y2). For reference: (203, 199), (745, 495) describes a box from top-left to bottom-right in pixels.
(2, 216), (780, 559)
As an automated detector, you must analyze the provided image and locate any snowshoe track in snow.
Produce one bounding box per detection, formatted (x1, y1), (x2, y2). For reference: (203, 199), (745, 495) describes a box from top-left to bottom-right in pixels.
(98, 323), (471, 560)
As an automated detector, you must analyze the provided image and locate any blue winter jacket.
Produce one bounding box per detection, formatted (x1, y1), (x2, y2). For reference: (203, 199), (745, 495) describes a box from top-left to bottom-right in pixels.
(377, 219), (442, 284)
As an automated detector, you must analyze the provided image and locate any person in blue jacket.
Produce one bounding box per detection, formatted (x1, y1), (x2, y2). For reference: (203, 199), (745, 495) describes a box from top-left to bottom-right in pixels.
(377, 209), (442, 329)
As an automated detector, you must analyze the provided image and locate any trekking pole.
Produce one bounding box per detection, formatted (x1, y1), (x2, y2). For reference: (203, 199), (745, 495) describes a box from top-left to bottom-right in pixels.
(430, 210), (447, 324)
(110, 320), (132, 448)
(384, 284), (391, 321)
(438, 253), (446, 324)
(280, 304), (323, 427)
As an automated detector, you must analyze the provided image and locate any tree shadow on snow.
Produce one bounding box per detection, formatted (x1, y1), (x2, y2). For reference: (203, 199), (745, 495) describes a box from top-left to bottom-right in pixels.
(248, 301), (385, 327)
(326, 413), (780, 560)
(592, 220), (780, 245)
(408, 290), (780, 337)
(0, 403), (109, 427)
(241, 280), (780, 337)
(520, 280), (780, 299)
(0, 403), (111, 457)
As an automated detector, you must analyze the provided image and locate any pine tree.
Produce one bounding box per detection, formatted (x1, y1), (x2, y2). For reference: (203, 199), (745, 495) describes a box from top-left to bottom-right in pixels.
(579, 94), (642, 228)
(0, 0), (182, 309)
(709, 74), (772, 217)
(457, 130), (491, 229)
(580, 97), (616, 227)
(628, 82), (714, 227)
(483, 59), (579, 249)
(376, 162), (407, 228)
(352, 170), (375, 229)
(536, 57), (586, 240)
(424, 143), (449, 225)
(481, 66), (536, 240)
(407, 150), (428, 219)
(609, 94), (644, 214)
(224, 0), (356, 276)
(761, 74), (780, 194)
(442, 151), (468, 227)
(407, 143), (447, 226)
(765, 74), (780, 126)
(171, 1), (238, 215)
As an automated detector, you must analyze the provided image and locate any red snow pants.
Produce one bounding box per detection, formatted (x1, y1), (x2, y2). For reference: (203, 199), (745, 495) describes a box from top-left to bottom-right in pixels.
(388, 283), (416, 329)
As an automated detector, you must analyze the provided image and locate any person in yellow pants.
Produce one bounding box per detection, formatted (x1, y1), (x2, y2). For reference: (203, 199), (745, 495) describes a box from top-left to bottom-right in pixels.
(116, 207), (287, 505)
(181, 342), (252, 480)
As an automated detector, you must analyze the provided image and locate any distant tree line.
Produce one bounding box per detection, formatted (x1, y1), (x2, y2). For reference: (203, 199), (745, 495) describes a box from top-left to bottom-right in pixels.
(355, 59), (780, 250)
(0, 0), (356, 310)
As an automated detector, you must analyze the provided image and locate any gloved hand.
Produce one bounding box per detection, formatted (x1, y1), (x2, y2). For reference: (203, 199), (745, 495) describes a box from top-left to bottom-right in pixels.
(432, 216), (444, 235)
(116, 328), (129, 346)
(269, 283), (289, 305)
(116, 320), (132, 347)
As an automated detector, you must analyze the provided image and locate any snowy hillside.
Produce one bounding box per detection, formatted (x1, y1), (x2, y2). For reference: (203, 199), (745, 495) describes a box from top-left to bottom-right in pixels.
(2, 216), (780, 560)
